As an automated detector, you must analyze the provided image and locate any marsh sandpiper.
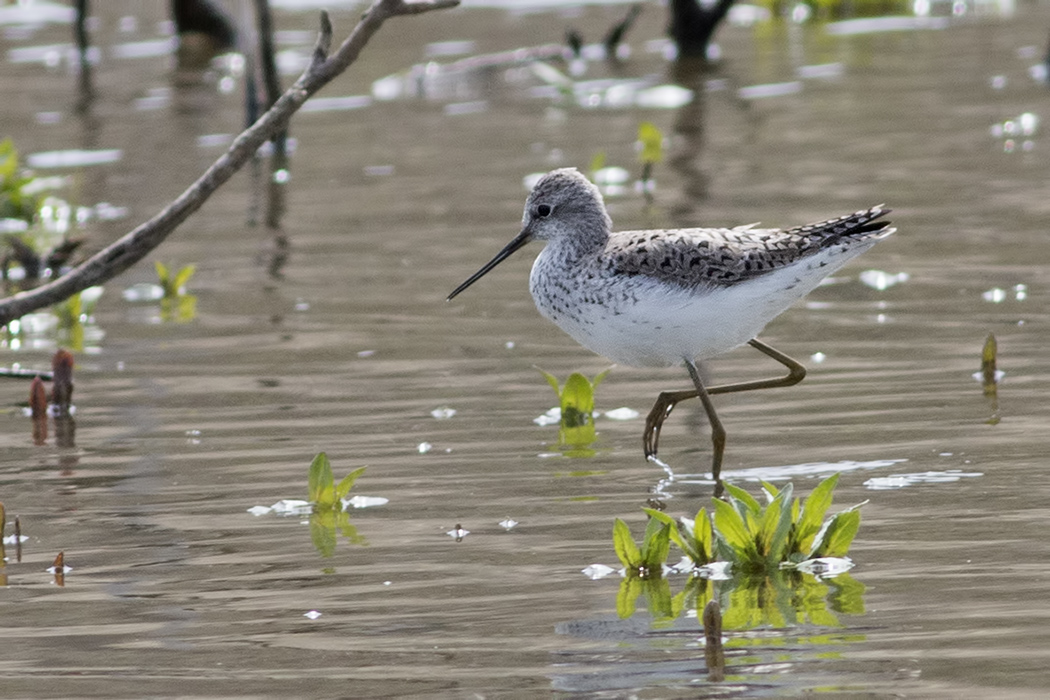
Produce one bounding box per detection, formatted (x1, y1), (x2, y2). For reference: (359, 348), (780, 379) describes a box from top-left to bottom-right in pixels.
(448, 168), (894, 491)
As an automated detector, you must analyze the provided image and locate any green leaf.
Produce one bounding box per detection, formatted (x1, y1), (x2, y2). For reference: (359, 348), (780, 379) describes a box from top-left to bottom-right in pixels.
(760, 480), (780, 501)
(643, 507), (692, 558)
(813, 508), (862, 558)
(537, 367), (562, 396)
(613, 518), (642, 569)
(561, 372), (594, 414)
(694, 507), (713, 563)
(0, 139), (17, 181)
(154, 261), (170, 286)
(637, 121), (663, 165)
(762, 483), (794, 565)
(724, 482), (762, 519)
(713, 498), (751, 555)
(796, 473), (840, 553)
(308, 452), (337, 507)
(641, 518), (671, 570)
(173, 264), (196, 291)
(335, 466), (367, 500)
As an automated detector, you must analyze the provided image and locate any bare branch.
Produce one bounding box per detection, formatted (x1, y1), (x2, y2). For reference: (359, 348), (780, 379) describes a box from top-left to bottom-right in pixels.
(0, 0), (459, 327)
(311, 9), (333, 67)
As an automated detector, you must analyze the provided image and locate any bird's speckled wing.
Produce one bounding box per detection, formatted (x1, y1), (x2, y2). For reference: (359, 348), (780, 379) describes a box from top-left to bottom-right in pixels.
(604, 206), (892, 288)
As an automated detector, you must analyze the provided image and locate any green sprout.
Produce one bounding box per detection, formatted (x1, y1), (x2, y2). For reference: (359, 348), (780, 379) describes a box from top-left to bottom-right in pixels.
(712, 473), (865, 575)
(307, 452), (368, 557)
(608, 474), (868, 623)
(613, 516), (672, 577)
(644, 506), (715, 568)
(154, 261), (195, 298)
(154, 261), (197, 322)
(636, 121), (663, 188)
(612, 516), (674, 620)
(538, 368), (609, 453)
(308, 452), (366, 509)
(0, 138), (39, 222)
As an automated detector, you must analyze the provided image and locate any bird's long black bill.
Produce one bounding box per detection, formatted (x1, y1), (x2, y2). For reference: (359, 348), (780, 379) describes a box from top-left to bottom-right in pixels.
(446, 230), (531, 301)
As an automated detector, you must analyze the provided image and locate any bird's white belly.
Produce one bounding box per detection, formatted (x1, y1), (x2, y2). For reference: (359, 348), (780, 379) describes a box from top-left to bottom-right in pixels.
(529, 245), (868, 368)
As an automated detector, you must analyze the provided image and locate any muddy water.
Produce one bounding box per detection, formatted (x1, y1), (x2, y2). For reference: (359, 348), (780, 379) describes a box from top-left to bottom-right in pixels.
(2, 0), (1050, 697)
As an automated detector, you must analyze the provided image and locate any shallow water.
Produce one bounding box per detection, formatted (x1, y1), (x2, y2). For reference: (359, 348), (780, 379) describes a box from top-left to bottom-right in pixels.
(2, 0), (1050, 697)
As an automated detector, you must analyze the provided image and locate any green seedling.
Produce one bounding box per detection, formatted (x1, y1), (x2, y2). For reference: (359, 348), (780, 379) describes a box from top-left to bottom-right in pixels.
(0, 138), (39, 222)
(308, 452), (366, 509)
(155, 261), (196, 298)
(613, 516), (674, 620)
(637, 121), (663, 186)
(637, 122), (663, 166)
(155, 261), (197, 322)
(307, 452), (368, 557)
(538, 367), (610, 452)
(713, 473), (865, 575)
(644, 506), (714, 568)
(612, 516), (671, 577)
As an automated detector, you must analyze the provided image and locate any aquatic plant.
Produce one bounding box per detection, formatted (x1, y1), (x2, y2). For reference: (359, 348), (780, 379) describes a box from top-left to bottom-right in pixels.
(308, 452), (366, 509)
(612, 515), (671, 578)
(645, 473), (864, 575)
(0, 138), (39, 223)
(307, 452), (368, 557)
(636, 121), (663, 184)
(644, 505), (714, 567)
(612, 515), (674, 619)
(538, 367), (609, 452)
(154, 261), (196, 298)
(154, 261), (197, 322)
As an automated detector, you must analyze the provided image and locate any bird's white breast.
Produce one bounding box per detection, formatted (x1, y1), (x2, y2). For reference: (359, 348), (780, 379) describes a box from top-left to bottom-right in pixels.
(528, 241), (874, 368)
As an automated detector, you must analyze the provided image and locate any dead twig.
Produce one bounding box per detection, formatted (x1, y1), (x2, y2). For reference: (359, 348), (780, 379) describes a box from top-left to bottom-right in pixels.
(0, 0), (459, 327)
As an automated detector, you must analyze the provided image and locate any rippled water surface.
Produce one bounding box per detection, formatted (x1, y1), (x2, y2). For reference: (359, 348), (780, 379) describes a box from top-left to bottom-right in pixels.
(3, 0), (1050, 697)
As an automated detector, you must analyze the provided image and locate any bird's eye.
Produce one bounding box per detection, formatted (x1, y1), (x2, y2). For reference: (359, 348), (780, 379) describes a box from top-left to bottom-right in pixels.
(536, 204), (552, 217)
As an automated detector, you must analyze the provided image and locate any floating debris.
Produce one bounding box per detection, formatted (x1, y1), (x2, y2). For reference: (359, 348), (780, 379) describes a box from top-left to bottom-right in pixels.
(581, 563), (615, 580)
(498, 518), (519, 530)
(533, 407), (561, 426)
(342, 495), (388, 509)
(303, 610), (322, 620)
(603, 407), (639, 420)
(447, 524), (469, 541)
(417, 442), (433, 454)
(430, 406), (456, 420)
